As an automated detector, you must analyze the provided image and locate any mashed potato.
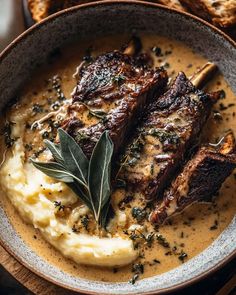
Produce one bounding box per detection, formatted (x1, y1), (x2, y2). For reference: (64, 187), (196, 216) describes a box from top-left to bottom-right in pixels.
(0, 117), (137, 267)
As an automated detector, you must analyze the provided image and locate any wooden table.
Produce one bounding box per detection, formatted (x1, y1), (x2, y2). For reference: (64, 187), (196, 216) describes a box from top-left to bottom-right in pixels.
(0, 245), (78, 295)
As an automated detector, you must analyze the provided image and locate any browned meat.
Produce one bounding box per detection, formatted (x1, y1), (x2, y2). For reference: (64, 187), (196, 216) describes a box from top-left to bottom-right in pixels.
(118, 72), (220, 199)
(150, 132), (236, 224)
(63, 51), (168, 157)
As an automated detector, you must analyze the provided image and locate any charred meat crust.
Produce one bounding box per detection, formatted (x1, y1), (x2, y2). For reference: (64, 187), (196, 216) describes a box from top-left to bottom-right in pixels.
(63, 51), (168, 157)
(72, 51), (156, 103)
(150, 132), (236, 224)
(119, 72), (220, 199)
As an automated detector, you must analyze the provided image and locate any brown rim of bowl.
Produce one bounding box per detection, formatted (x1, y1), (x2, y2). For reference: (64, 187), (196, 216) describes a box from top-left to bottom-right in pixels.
(0, 1), (236, 294)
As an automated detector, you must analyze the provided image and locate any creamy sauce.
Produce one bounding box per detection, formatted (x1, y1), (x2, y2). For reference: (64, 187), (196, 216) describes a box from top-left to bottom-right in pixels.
(0, 34), (235, 282)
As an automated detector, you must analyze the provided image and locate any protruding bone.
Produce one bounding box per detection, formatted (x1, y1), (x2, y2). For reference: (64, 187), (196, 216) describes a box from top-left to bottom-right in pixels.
(123, 36), (142, 56)
(190, 62), (218, 88)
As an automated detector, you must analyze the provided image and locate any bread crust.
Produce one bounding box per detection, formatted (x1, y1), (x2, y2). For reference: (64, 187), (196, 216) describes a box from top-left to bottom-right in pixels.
(154, 0), (186, 11)
(27, 0), (236, 28)
(179, 0), (236, 27)
(27, 0), (52, 22)
(27, 0), (96, 22)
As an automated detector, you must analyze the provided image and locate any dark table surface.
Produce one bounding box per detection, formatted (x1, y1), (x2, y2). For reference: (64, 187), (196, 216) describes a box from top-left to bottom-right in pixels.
(0, 257), (235, 294)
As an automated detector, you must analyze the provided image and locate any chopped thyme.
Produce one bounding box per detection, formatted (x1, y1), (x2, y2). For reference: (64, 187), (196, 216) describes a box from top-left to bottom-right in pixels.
(72, 225), (79, 233)
(210, 220), (218, 230)
(115, 178), (127, 189)
(32, 147), (46, 158)
(148, 129), (179, 145)
(83, 47), (93, 62)
(112, 74), (126, 85)
(213, 111), (223, 121)
(118, 195), (133, 210)
(129, 274), (139, 285)
(132, 263), (144, 274)
(75, 131), (90, 142)
(1, 121), (17, 148)
(129, 135), (145, 155)
(32, 103), (44, 114)
(219, 89), (226, 99)
(150, 162), (154, 175)
(42, 131), (50, 139)
(51, 75), (66, 101)
(132, 207), (147, 222)
(51, 102), (60, 110)
(129, 232), (140, 241)
(145, 232), (155, 247)
(163, 62), (170, 69)
(151, 46), (162, 56)
(219, 103), (227, 111)
(81, 215), (89, 231)
(178, 251), (188, 262)
(127, 158), (138, 166)
(54, 201), (65, 211)
(165, 50), (172, 55)
(88, 109), (107, 119)
(25, 143), (33, 151)
(156, 234), (170, 248)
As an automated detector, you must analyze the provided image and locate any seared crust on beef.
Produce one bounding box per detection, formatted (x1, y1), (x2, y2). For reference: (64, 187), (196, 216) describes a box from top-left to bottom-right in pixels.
(118, 72), (219, 199)
(150, 132), (236, 224)
(63, 51), (168, 158)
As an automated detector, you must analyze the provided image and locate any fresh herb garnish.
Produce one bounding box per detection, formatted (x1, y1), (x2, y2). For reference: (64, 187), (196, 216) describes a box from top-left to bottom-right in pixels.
(32, 104), (44, 114)
(31, 128), (114, 229)
(88, 109), (107, 119)
(178, 251), (188, 262)
(151, 46), (162, 57)
(81, 215), (90, 231)
(112, 74), (126, 85)
(156, 234), (170, 248)
(148, 128), (179, 145)
(210, 220), (218, 230)
(115, 178), (127, 189)
(80, 102), (107, 120)
(132, 263), (144, 274)
(1, 121), (17, 148)
(145, 232), (155, 247)
(129, 274), (139, 285)
(219, 89), (226, 99)
(54, 201), (64, 211)
(132, 207), (147, 222)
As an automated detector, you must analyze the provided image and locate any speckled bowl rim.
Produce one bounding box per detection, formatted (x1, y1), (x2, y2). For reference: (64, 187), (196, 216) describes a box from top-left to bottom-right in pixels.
(0, 1), (235, 294)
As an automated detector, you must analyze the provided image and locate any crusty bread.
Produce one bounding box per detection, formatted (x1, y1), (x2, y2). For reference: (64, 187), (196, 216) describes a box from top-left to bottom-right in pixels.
(155, 0), (186, 11)
(27, 0), (236, 29)
(27, 0), (52, 22)
(27, 0), (95, 22)
(27, 0), (187, 23)
(179, 0), (236, 27)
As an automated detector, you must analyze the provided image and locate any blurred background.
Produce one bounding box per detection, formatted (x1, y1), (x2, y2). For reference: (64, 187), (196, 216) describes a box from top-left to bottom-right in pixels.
(0, 0), (24, 52)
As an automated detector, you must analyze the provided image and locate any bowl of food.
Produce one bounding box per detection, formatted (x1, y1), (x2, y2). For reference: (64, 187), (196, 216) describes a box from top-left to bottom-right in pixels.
(0, 1), (235, 294)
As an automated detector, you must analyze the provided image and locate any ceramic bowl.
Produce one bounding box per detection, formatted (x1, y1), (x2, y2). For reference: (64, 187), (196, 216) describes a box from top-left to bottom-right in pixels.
(0, 1), (235, 294)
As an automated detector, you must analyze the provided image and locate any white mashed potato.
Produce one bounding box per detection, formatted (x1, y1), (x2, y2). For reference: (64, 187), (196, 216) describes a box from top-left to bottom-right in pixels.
(0, 116), (137, 267)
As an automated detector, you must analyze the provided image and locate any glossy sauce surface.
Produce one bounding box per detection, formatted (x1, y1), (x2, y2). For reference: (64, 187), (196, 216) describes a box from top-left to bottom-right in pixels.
(0, 34), (235, 282)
